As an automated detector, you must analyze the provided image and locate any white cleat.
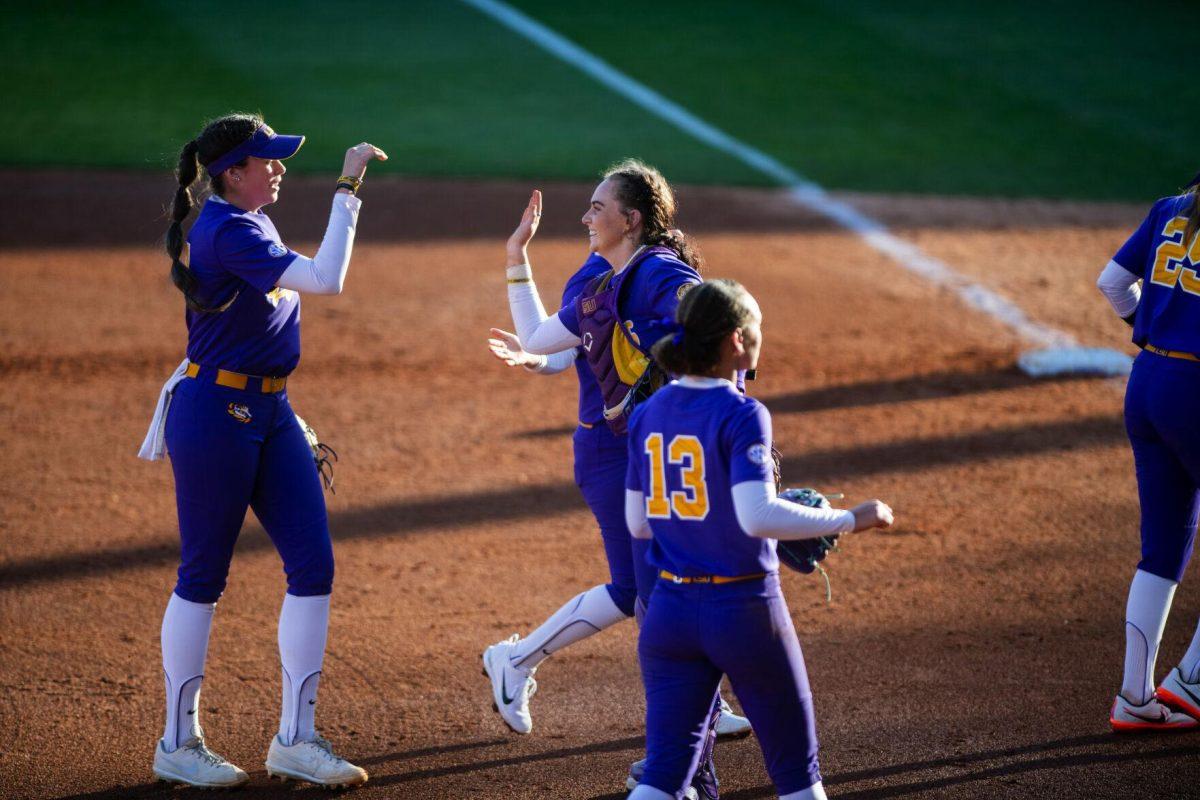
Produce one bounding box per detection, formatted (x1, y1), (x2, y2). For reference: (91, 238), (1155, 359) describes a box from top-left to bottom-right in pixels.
(1110, 694), (1199, 733)
(715, 697), (752, 739)
(265, 734), (368, 787)
(483, 634), (538, 734)
(152, 736), (249, 788)
(1157, 667), (1200, 720)
(625, 758), (697, 798)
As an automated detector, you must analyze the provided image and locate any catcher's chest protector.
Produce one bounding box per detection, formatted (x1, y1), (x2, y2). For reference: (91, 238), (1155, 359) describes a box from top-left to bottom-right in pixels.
(575, 246), (672, 435)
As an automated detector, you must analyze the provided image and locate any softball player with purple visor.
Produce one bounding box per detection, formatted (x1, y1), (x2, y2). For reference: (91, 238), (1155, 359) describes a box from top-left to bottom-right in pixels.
(1098, 177), (1200, 732)
(138, 113), (385, 787)
(483, 161), (751, 757)
(625, 280), (893, 800)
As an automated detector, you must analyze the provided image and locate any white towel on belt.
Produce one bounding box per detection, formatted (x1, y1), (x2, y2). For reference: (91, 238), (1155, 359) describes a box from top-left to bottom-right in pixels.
(138, 358), (190, 461)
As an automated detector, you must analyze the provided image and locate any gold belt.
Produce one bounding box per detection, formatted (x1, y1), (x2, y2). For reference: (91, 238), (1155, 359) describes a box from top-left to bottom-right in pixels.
(1144, 344), (1200, 363)
(185, 362), (287, 393)
(659, 570), (767, 585)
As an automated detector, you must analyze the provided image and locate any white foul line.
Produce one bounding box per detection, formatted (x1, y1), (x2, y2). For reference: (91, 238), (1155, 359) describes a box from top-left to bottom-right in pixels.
(461, 0), (1091, 353)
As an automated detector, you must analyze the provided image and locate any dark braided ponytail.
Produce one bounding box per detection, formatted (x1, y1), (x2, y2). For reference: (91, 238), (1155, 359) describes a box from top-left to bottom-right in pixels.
(167, 139), (203, 310)
(651, 279), (755, 376)
(164, 113), (262, 311)
(604, 158), (705, 273)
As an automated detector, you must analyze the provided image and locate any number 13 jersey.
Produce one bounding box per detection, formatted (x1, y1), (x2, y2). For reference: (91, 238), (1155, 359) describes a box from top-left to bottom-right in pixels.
(626, 378), (778, 578)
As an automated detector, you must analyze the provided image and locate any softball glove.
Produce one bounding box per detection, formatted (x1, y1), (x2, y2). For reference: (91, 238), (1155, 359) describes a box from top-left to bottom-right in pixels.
(296, 414), (339, 494)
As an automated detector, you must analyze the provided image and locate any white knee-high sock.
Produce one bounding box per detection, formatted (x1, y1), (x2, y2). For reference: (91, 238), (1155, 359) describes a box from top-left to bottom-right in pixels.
(278, 593), (330, 746)
(781, 781), (828, 800)
(161, 592), (216, 751)
(1179, 618), (1200, 684)
(627, 786), (673, 800)
(1122, 569), (1178, 704)
(508, 585), (628, 670)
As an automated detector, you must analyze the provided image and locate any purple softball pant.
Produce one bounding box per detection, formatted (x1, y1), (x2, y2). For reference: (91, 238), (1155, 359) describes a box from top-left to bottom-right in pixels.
(637, 573), (821, 797)
(1125, 350), (1200, 583)
(165, 376), (333, 603)
(573, 423), (658, 616)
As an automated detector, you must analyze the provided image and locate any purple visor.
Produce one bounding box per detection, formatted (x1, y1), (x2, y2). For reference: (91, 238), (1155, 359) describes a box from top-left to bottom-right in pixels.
(205, 124), (305, 176)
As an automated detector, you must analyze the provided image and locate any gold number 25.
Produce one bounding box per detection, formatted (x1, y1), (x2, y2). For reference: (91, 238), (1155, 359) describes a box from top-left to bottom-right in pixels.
(1151, 217), (1200, 296)
(644, 433), (710, 520)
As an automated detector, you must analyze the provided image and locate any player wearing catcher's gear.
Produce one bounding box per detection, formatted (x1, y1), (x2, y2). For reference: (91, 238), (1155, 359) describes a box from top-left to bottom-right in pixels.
(484, 162), (749, 764)
(625, 280), (893, 800)
(140, 113), (385, 787)
(1098, 176), (1200, 732)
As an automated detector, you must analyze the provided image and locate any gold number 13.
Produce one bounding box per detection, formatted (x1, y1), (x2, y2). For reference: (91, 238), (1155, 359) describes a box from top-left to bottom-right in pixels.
(644, 433), (710, 520)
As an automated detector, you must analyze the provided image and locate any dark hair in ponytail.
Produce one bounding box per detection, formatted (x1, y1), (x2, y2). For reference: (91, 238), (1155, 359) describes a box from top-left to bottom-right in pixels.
(603, 158), (705, 273)
(651, 279), (756, 376)
(164, 112), (262, 311)
(1185, 184), (1200, 253)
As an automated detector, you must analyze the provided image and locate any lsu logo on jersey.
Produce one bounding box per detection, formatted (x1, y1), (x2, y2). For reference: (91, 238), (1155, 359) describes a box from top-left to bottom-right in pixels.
(227, 403), (252, 424)
(266, 287), (297, 308)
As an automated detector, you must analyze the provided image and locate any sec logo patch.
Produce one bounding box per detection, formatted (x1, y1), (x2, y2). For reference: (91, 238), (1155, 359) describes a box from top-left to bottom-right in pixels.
(747, 443), (770, 466)
(227, 403), (252, 424)
(267, 243), (288, 258)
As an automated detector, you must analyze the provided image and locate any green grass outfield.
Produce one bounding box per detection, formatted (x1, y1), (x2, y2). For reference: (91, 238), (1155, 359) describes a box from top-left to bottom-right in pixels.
(3, 0), (1198, 200)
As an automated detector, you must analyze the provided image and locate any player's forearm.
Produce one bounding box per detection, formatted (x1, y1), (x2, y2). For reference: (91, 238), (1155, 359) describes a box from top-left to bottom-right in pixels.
(506, 263), (582, 354)
(1097, 259), (1141, 323)
(277, 194), (362, 295)
(732, 481), (854, 540)
(523, 349), (577, 375)
(624, 489), (653, 540)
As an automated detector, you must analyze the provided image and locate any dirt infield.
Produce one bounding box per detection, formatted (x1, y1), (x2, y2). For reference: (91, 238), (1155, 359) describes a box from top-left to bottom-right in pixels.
(2, 172), (1198, 799)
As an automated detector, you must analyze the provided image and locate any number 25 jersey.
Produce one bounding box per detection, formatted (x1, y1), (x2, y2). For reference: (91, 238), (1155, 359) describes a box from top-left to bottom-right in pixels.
(1113, 193), (1200, 354)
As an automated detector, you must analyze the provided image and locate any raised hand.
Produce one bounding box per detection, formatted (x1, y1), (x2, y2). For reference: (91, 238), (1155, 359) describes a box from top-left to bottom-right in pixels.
(506, 189), (542, 267)
(342, 142), (388, 181)
(488, 328), (541, 369)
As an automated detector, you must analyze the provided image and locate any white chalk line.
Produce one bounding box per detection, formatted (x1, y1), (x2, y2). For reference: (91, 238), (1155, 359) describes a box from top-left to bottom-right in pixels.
(463, 0), (1123, 363)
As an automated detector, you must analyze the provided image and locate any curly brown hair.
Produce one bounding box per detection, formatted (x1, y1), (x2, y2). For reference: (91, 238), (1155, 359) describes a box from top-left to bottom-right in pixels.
(603, 158), (704, 272)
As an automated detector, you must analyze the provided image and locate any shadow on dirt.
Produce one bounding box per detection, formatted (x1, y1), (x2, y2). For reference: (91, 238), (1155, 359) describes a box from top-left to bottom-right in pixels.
(1, 411), (1125, 591)
(593, 733), (1200, 800)
(510, 366), (1106, 440)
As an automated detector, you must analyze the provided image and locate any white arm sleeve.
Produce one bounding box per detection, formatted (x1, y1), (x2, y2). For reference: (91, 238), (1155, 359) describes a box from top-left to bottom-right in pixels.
(625, 489), (652, 540)
(523, 348), (579, 375)
(732, 481), (855, 540)
(1097, 259), (1142, 318)
(275, 193), (362, 295)
(507, 263), (583, 354)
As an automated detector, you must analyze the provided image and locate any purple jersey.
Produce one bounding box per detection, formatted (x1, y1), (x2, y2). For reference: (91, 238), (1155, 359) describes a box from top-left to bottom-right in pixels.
(626, 380), (778, 577)
(1112, 194), (1200, 354)
(183, 197), (302, 376)
(561, 254), (610, 425)
(560, 251), (699, 376)
(560, 251), (700, 426)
